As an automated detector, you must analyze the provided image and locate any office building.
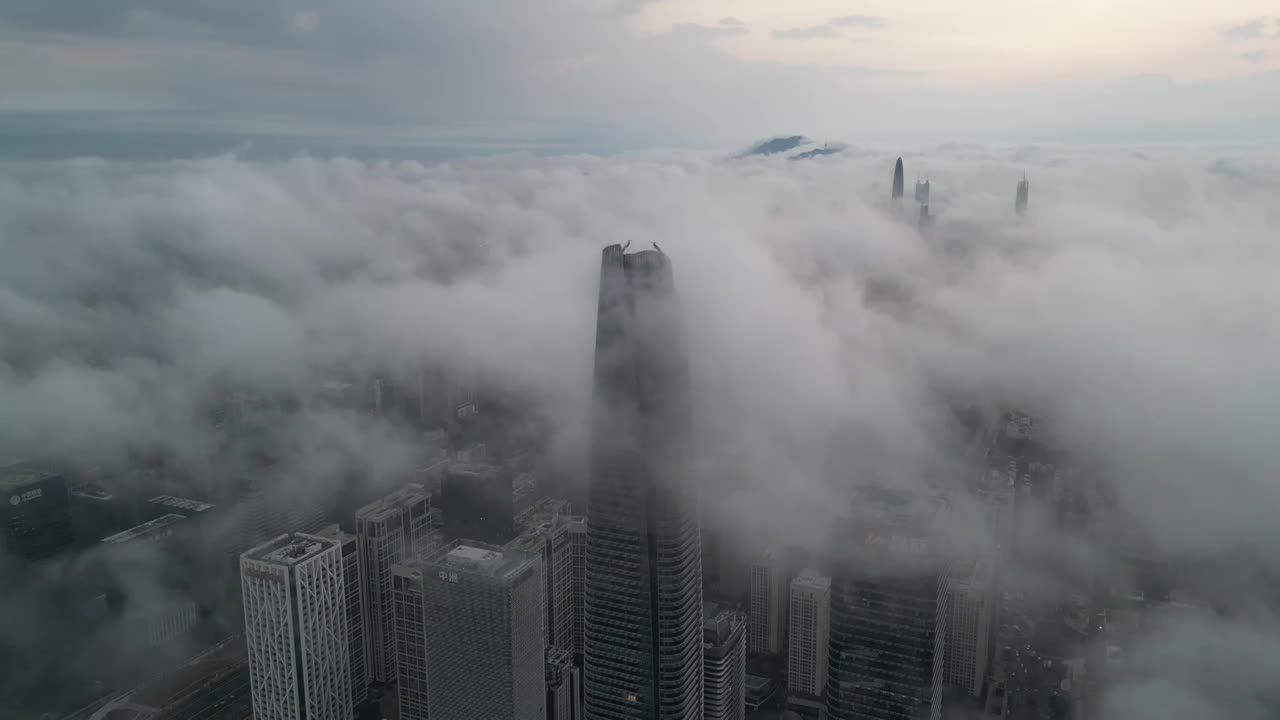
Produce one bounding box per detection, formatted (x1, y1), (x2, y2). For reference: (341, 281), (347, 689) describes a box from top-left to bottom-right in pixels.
(356, 484), (433, 684)
(1016, 176), (1030, 215)
(319, 524), (368, 709)
(944, 559), (994, 698)
(826, 488), (950, 720)
(1, 462), (72, 561)
(703, 603), (747, 720)
(241, 533), (351, 720)
(583, 244), (704, 720)
(547, 645), (579, 720)
(508, 499), (575, 650)
(441, 462), (516, 545)
(567, 515), (587, 658)
(788, 569), (831, 698)
(392, 563), (429, 720)
(421, 541), (545, 720)
(892, 158), (905, 200)
(749, 548), (786, 655)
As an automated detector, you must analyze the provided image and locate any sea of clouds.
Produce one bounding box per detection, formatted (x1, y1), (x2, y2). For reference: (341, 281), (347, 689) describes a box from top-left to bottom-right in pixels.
(2, 144), (1279, 717)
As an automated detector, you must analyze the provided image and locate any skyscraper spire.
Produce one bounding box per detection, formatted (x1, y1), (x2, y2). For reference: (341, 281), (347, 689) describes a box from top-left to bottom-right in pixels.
(892, 157), (905, 200)
(1016, 175), (1029, 215)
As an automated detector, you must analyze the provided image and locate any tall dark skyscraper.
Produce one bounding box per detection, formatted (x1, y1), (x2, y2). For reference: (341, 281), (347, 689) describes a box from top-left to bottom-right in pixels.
(892, 157), (905, 200)
(583, 244), (703, 720)
(1016, 176), (1030, 215)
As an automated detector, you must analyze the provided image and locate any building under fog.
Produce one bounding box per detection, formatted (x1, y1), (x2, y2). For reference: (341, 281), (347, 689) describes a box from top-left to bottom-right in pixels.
(892, 158), (905, 200)
(749, 547), (786, 655)
(1016, 176), (1030, 215)
(787, 569), (831, 699)
(826, 488), (951, 720)
(241, 533), (352, 720)
(441, 462), (515, 545)
(944, 559), (994, 698)
(507, 498), (576, 651)
(1, 462), (72, 561)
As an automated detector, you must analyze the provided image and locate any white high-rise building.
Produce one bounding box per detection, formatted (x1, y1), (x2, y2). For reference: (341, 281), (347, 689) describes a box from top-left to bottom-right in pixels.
(241, 533), (352, 720)
(318, 524), (368, 710)
(356, 484), (433, 684)
(749, 547), (785, 655)
(787, 569), (831, 698)
(944, 559), (994, 697)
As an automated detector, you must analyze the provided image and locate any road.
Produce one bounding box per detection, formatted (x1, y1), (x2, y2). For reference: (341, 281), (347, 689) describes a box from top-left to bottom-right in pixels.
(155, 666), (251, 720)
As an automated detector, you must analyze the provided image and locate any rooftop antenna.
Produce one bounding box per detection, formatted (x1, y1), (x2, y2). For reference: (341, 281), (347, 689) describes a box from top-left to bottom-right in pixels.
(652, 242), (663, 254)
(620, 241), (631, 253)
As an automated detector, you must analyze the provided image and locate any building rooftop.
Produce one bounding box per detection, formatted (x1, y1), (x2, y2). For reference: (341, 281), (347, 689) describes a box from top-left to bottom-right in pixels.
(0, 461), (60, 492)
(356, 483), (430, 523)
(425, 539), (536, 580)
(148, 495), (213, 514)
(791, 568), (831, 591)
(72, 483), (114, 501)
(244, 533), (336, 566)
(102, 514), (186, 544)
(950, 558), (993, 591)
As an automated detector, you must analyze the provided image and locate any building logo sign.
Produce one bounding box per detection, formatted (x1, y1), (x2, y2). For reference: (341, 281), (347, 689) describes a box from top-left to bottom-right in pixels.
(244, 567), (283, 583)
(437, 570), (459, 583)
(9, 488), (42, 505)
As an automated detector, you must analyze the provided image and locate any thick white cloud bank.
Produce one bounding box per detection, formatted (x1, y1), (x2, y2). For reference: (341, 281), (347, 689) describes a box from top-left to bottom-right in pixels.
(2, 145), (1280, 716)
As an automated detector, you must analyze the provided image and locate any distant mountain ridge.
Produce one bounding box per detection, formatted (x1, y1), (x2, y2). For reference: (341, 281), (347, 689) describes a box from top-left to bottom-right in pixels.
(737, 135), (846, 161)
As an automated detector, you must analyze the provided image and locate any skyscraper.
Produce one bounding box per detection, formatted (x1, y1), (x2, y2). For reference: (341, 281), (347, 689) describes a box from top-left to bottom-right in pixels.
(391, 563), (429, 720)
(241, 533), (352, 720)
(568, 515), (588, 659)
(892, 158), (905, 200)
(356, 484), (432, 684)
(507, 499), (576, 651)
(421, 541), (545, 720)
(583, 244), (703, 720)
(787, 569), (831, 699)
(1016, 176), (1030, 215)
(944, 559), (994, 698)
(826, 489), (950, 720)
(748, 548), (786, 655)
(914, 179), (931, 206)
(703, 603), (747, 720)
(319, 524), (368, 710)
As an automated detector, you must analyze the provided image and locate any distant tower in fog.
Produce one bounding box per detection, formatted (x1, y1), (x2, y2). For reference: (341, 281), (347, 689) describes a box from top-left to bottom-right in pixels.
(892, 158), (905, 200)
(1016, 175), (1029, 215)
(914, 179), (930, 205)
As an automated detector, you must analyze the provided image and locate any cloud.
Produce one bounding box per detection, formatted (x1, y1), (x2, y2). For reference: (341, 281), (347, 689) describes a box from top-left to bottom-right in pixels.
(771, 23), (841, 40)
(772, 13), (888, 40)
(829, 14), (888, 29)
(3, 147), (1280, 717)
(1241, 50), (1267, 64)
(1224, 19), (1267, 40)
(667, 19), (749, 40)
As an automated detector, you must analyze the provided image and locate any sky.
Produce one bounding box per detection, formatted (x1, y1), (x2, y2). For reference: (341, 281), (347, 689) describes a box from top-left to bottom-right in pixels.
(0, 0), (1278, 153)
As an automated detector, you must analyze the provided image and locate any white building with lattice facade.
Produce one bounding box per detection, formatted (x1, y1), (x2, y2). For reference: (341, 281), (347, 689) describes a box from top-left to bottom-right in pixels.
(241, 533), (352, 720)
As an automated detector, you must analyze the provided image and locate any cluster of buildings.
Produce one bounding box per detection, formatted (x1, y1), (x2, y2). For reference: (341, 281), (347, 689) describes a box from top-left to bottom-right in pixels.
(890, 155), (1031, 229)
(4, 237), (1147, 720)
